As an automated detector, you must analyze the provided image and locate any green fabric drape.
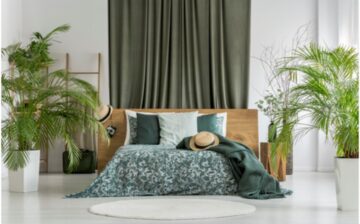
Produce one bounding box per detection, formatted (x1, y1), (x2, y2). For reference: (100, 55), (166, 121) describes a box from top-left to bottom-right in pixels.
(109, 0), (250, 108)
(177, 135), (292, 199)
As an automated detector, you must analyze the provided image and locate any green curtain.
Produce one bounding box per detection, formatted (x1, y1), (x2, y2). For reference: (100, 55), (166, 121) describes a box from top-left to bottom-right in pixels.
(109, 0), (250, 108)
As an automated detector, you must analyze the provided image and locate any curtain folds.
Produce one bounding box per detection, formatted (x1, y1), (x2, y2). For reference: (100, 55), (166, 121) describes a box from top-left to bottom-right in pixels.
(109, 0), (250, 108)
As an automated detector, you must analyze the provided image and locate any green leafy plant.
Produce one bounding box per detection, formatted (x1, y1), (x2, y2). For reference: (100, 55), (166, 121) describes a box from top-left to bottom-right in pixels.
(2, 24), (106, 171)
(255, 28), (308, 161)
(281, 43), (359, 158)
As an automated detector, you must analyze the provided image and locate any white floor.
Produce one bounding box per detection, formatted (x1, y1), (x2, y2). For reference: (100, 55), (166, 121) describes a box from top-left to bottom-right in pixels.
(1, 172), (358, 224)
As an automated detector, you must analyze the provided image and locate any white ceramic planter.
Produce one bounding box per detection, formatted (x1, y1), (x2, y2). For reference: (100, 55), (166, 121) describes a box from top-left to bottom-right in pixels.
(9, 150), (40, 192)
(334, 158), (359, 211)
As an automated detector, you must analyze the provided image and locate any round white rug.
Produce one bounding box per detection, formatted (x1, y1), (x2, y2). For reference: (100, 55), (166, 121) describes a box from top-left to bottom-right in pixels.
(88, 198), (256, 220)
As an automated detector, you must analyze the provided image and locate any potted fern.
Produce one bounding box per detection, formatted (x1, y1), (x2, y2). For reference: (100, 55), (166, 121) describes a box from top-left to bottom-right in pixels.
(2, 25), (105, 192)
(282, 43), (358, 210)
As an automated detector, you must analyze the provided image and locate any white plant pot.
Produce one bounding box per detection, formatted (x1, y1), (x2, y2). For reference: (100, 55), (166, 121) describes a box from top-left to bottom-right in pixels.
(334, 157), (359, 211)
(9, 150), (40, 192)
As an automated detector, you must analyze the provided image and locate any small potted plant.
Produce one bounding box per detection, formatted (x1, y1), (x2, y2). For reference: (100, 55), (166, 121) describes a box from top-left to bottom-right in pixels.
(281, 43), (358, 210)
(256, 92), (286, 180)
(255, 47), (300, 180)
(2, 24), (105, 192)
(256, 88), (297, 181)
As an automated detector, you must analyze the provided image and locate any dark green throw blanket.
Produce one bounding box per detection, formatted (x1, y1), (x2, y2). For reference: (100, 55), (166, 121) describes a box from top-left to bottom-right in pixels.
(177, 135), (292, 199)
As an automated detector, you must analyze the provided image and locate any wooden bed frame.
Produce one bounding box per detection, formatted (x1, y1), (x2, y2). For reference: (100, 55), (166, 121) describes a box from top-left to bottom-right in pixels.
(97, 109), (259, 172)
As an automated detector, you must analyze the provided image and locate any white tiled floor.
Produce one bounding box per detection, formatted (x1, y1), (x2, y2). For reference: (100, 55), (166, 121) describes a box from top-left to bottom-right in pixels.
(1, 172), (358, 224)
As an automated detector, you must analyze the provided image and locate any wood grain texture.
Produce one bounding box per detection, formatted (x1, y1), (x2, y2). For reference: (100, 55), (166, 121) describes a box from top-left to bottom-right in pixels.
(260, 142), (286, 182)
(260, 142), (274, 176)
(98, 109), (259, 172)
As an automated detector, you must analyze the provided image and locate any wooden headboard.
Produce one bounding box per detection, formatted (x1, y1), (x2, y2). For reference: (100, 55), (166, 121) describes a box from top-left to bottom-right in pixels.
(98, 109), (259, 172)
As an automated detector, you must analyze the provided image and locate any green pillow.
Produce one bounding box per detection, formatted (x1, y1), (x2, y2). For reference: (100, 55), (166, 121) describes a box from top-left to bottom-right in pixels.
(136, 113), (160, 144)
(197, 114), (223, 135)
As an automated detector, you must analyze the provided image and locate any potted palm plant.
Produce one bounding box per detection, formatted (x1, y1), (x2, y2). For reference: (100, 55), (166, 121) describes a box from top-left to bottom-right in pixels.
(281, 43), (358, 210)
(2, 24), (105, 192)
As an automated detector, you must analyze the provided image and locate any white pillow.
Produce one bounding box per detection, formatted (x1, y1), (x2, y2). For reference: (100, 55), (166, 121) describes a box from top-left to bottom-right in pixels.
(158, 112), (199, 146)
(198, 112), (227, 136)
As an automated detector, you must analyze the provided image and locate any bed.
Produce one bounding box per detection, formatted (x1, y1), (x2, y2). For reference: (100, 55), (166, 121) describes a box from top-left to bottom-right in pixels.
(97, 109), (259, 173)
(67, 109), (291, 199)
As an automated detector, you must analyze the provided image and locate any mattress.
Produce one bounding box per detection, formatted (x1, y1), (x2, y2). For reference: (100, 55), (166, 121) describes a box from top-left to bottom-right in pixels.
(66, 144), (238, 198)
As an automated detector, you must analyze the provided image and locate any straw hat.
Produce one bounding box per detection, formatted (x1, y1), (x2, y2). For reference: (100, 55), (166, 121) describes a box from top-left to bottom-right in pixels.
(97, 105), (113, 123)
(189, 131), (220, 151)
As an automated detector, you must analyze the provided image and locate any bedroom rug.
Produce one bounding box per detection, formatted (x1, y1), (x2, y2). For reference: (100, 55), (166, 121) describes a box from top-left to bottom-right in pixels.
(88, 198), (256, 220)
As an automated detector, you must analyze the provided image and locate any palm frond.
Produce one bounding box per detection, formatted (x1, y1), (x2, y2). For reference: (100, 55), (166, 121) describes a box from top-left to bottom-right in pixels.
(43, 24), (71, 41)
(281, 43), (359, 157)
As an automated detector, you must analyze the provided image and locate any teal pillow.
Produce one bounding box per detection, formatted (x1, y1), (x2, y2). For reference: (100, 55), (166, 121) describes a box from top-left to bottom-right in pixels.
(198, 114), (223, 135)
(136, 113), (160, 144)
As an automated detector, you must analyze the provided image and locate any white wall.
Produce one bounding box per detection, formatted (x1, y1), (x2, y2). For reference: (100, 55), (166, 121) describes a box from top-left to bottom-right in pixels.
(1, 0), (23, 178)
(248, 0), (319, 171)
(21, 0), (109, 172)
(337, 0), (359, 48)
(315, 0), (359, 171)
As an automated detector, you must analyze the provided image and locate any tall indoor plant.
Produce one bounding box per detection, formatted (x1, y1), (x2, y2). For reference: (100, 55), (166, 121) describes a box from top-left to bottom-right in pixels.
(1, 25), (105, 192)
(281, 43), (359, 210)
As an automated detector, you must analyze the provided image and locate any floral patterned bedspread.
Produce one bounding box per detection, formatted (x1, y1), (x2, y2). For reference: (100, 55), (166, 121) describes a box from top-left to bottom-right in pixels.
(66, 145), (238, 198)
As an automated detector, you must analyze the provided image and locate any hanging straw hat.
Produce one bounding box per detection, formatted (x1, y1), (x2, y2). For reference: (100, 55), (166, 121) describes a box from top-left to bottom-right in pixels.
(97, 105), (113, 123)
(189, 131), (220, 151)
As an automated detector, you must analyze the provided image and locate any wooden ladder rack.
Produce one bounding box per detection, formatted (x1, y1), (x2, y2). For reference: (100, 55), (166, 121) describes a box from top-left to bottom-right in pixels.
(65, 53), (101, 94)
(40, 53), (101, 173)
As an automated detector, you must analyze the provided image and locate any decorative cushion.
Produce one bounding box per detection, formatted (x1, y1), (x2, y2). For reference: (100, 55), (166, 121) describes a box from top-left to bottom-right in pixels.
(198, 114), (223, 135)
(128, 116), (138, 144)
(198, 112), (227, 136)
(124, 110), (138, 145)
(136, 113), (160, 145)
(158, 112), (198, 146)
